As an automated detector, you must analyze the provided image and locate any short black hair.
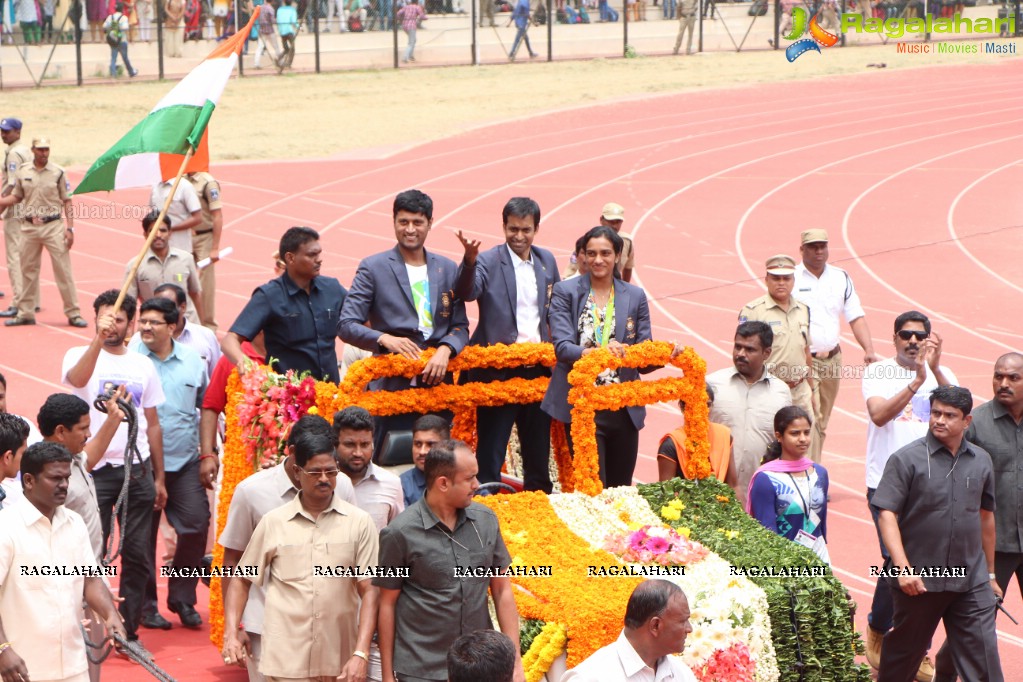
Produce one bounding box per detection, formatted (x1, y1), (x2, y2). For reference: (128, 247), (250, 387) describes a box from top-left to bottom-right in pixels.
(930, 385), (973, 417)
(502, 197), (541, 229)
(447, 630), (516, 682)
(140, 296), (180, 326)
(412, 414), (450, 439)
(332, 406), (374, 435)
(142, 209), (171, 232)
(20, 441), (73, 479)
(574, 233), (589, 255)
(736, 320), (773, 350)
(624, 579), (684, 630)
(37, 393), (90, 437)
(0, 412), (29, 457)
(424, 439), (469, 488)
(93, 289), (137, 321)
(279, 226), (320, 261)
(288, 414), (336, 467)
(0, 371), (6, 389)
(153, 282), (187, 307)
(393, 189), (433, 221)
(705, 382), (715, 404)
(894, 310), (931, 336)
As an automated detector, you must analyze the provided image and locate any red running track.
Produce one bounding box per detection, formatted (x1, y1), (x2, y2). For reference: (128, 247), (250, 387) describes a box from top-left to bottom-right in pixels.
(3, 59), (1023, 679)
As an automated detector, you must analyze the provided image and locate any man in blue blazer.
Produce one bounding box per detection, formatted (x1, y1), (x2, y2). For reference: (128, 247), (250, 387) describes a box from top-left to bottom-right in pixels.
(338, 190), (469, 453)
(454, 197), (559, 493)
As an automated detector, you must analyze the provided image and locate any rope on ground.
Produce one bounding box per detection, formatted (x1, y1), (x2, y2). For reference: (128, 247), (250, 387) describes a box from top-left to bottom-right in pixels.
(82, 625), (178, 682)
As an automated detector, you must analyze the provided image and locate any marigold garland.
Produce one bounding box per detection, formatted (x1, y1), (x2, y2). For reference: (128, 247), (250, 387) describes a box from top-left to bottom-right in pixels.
(209, 371), (250, 648)
(522, 622), (568, 682)
(567, 342), (710, 494)
(477, 491), (643, 667)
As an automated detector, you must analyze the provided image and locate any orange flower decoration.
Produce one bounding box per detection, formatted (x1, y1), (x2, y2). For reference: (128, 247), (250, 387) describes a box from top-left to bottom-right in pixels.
(478, 492), (643, 667)
(567, 342), (710, 493)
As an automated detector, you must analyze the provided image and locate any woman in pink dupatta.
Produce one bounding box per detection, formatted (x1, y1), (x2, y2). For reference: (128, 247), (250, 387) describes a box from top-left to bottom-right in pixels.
(746, 406), (829, 548)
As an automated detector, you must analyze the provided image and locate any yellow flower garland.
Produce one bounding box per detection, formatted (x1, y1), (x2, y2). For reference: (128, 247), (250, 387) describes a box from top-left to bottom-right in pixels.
(523, 622), (568, 682)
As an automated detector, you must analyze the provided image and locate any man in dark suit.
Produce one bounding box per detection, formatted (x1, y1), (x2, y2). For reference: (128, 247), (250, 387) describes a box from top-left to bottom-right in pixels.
(338, 189), (470, 452)
(454, 197), (559, 493)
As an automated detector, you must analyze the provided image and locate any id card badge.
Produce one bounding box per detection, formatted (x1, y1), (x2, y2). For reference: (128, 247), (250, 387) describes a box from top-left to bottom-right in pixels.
(795, 528), (831, 565)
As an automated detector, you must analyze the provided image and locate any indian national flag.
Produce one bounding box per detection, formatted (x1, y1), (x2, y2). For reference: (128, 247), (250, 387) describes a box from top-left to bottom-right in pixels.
(74, 9), (259, 195)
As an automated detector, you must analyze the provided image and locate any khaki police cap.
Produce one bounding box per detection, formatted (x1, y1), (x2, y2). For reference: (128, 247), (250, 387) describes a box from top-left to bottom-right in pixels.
(800, 229), (829, 245)
(766, 254), (796, 275)
(32, 137), (51, 149)
(601, 203), (625, 221)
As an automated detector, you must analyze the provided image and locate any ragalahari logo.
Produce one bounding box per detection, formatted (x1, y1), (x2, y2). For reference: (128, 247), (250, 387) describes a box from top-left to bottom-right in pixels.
(784, 7), (840, 61)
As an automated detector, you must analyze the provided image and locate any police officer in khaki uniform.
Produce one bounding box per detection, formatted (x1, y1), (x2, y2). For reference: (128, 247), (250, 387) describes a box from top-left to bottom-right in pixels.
(0, 138), (87, 328)
(186, 170), (223, 331)
(1, 117), (32, 313)
(739, 255), (819, 457)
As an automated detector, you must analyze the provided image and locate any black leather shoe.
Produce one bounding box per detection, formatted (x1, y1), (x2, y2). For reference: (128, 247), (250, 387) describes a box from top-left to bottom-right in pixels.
(140, 612), (173, 630)
(0, 306), (17, 318)
(168, 602), (203, 629)
(4, 317), (35, 327)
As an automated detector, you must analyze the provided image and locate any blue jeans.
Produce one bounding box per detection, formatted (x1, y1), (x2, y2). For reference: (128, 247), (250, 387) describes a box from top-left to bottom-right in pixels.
(867, 487), (895, 633)
(509, 24), (532, 58)
(404, 26), (417, 60)
(109, 41), (136, 77)
(662, 0), (676, 18)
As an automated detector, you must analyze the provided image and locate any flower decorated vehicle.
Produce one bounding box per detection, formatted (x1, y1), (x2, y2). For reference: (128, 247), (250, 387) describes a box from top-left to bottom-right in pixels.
(211, 342), (870, 682)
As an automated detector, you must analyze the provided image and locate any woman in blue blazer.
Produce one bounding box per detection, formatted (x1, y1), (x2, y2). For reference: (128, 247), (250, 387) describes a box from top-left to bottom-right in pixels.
(540, 225), (653, 487)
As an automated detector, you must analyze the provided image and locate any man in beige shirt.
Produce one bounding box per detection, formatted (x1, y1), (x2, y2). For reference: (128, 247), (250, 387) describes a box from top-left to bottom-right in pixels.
(186, 170), (223, 331)
(222, 421), (377, 682)
(0, 442), (125, 682)
(1, 117), (31, 310)
(124, 211), (204, 324)
(738, 255), (818, 457)
(0, 137), (86, 328)
(562, 203), (635, 282)
(706, 321), (792, 505)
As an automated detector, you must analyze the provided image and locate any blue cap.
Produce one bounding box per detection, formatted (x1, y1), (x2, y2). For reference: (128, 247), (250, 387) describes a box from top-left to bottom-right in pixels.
(0, 118), (22, 131)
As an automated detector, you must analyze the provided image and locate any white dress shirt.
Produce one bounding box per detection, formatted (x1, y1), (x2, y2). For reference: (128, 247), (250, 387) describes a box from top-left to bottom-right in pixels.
(350, 461), (404, 532)
(509, 245), (541, 343)
(0, 497), (99, 681)
(562, 632), (698, 682)
(793, 263), (866, 354)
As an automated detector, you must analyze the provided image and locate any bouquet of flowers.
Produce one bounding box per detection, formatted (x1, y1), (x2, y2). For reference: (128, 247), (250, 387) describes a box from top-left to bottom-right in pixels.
(603, 524), (709, 566)
(236, 363), (318, 471)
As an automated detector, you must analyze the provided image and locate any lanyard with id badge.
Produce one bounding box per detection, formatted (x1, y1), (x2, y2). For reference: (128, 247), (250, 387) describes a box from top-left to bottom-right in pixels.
(788, 472), (831, 565)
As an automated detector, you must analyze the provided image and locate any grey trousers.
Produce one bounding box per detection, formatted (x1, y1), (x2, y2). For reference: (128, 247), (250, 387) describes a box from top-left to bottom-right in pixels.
(879, 580), (1002, 682)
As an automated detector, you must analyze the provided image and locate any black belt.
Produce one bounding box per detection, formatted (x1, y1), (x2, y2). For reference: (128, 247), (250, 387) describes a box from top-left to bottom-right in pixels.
(194, 228), (213, 235)
(811, 345), (841, 360)
(39, 214), (61, 223)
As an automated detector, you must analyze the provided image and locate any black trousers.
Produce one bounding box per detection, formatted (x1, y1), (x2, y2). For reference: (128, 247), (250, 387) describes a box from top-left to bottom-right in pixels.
(475, 366), (552, 493)
(566, 408), (638, 488)
(932, 551), (1023, 682)
(879, 581), (1002, 682)
(93, 459), (156, 640)
(143, 458), (210, 611)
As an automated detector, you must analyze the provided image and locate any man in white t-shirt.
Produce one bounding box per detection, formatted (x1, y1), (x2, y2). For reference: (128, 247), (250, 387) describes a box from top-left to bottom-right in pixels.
(861, 310), (956, 678)
(62, 289), (166, 657)
(149, 179), (202, 254)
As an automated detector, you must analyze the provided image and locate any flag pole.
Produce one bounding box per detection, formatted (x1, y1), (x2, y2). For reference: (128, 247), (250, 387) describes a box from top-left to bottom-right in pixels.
(114, 146), (196, 313)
